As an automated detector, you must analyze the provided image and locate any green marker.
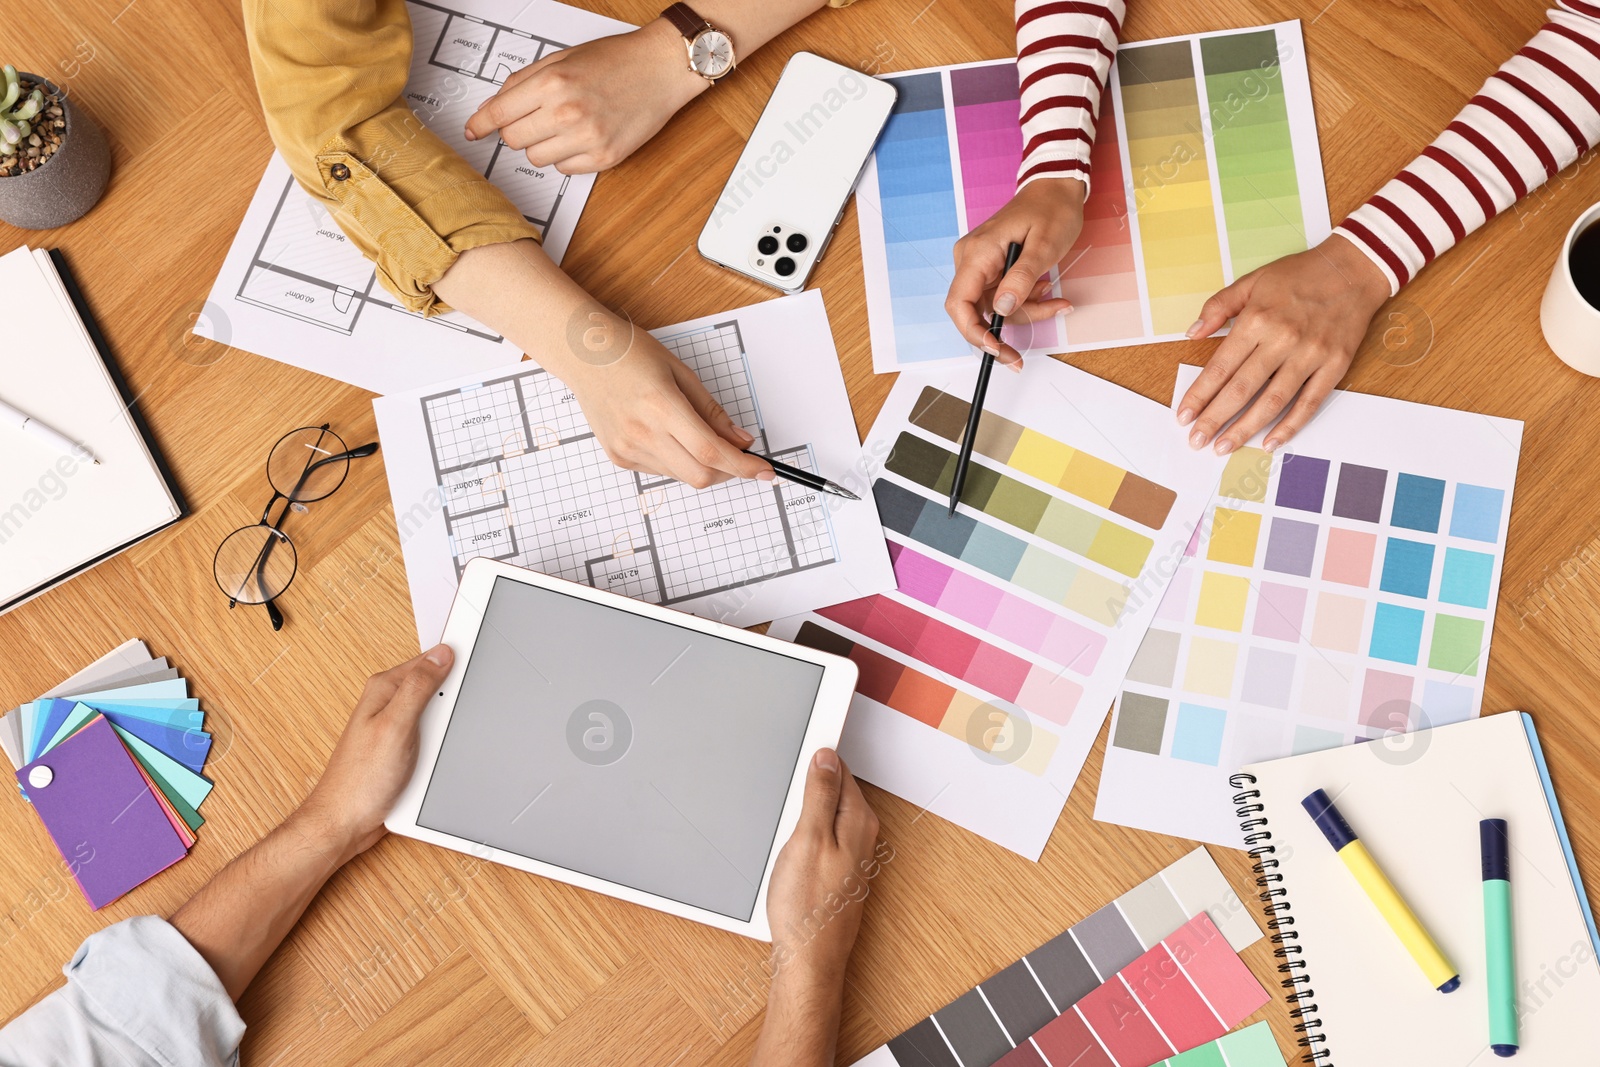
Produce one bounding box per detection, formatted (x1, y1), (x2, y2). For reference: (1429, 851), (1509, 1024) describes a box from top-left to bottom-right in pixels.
(1482, 818), (1518, 1056)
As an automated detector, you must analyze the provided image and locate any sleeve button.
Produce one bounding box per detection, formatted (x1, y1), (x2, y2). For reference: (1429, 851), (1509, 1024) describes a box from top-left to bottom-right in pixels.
(330, 163), (351, 181)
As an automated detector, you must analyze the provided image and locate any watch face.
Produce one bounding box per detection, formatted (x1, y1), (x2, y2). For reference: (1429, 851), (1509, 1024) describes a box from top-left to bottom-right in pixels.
(690, 30), (734, 78)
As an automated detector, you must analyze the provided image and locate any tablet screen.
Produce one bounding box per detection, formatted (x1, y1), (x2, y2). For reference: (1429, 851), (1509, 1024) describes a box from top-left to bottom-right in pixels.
(418, 576), (825, 921)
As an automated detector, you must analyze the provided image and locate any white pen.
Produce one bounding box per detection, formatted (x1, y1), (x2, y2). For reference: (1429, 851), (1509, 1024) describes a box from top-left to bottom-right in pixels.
(0, 397), (99, 465)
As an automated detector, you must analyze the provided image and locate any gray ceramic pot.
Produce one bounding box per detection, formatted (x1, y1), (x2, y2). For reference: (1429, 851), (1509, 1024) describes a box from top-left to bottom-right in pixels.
(0, 74), (110, 229)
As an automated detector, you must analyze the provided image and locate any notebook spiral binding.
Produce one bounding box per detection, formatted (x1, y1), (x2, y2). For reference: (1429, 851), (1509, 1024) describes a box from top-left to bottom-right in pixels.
(1231, 771), (1333, 1066)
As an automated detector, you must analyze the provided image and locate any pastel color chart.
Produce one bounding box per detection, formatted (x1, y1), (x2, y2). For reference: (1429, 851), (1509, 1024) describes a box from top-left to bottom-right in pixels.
(848, 848), (1264, 1067)
(856, 21), (1329, 373)
(771, 359), (1225, 859)
(1096, 365), (1523, 847)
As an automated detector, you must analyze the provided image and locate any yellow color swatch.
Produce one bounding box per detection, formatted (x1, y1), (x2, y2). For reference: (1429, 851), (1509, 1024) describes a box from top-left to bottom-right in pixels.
(1183, 636), (1239, 697)
(1196, 571), (1250, 631)
(1090, 521), (1155, 578)
(1207, 508), (1262, 567)
(1065, 568), (1131, 627)
(1061, 450), (1126, 508)
(1220, 447), (1271, 502)
(941, 699), (1058, 776)
(1009, 429), (1075, 486)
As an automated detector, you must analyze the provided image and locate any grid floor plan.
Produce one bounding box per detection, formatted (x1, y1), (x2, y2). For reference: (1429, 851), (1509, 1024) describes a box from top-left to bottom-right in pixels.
(421, 320), (839, 605)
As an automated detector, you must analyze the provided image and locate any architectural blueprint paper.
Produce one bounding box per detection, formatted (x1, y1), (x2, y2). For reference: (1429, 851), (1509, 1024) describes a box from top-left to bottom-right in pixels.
(374, 291), (896, 646)
(199, 0), (630, 394)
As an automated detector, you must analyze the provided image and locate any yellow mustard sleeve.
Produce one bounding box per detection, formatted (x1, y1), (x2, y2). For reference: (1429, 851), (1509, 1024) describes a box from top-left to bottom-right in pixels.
(241, 0), (542, 315)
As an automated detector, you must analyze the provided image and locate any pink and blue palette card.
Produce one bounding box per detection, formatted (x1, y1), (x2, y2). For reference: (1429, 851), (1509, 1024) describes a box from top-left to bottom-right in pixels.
(1, 640), (214, 908)
(1096, 366), (1522, 846)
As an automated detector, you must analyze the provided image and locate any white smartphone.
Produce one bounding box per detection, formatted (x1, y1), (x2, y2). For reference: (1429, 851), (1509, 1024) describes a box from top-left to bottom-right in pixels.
(698, 52), (897, 293)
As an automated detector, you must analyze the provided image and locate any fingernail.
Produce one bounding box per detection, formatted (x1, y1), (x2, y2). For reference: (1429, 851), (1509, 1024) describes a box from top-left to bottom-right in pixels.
(735, 426), (755, 445)
(980, 342), (999, 357)
(1214, 438), (1235, 456)
(1263, 438), (1281, 453)
(994, 293), (1017, 315)
(1007, 359), (1023, 374)
(463, 129), (476, 141)
(814, 748), (839, 773)
(424, 644), (452, 668)
(756, 469), (775, 481)
(1189, 429), (1207, 450)
(1185, 319), (1204, 339)
(1176, 407), (1195, 426)
(1062, 304), (1075, 315)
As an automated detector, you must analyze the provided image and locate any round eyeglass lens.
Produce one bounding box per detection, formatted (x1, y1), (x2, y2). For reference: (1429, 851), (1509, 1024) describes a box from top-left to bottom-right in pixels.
(214, 525), (298, 605)
(267, 426), (351, 503)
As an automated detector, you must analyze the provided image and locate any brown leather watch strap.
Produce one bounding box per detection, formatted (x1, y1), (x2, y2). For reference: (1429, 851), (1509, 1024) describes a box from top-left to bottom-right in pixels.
(661, 3), (709, 40)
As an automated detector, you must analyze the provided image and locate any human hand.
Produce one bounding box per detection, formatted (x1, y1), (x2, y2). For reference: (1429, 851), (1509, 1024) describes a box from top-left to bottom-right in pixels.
(1177, 234), (1392, 454)
(766, 749), (881, 990)
(297, 645), (455, 862)
(945, 178), (1084, 369)
(464, 18), (703, 174)
(565, 330), (773, 489)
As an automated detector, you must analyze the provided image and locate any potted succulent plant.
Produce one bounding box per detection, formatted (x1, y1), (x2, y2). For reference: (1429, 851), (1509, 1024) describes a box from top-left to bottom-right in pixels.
(0, 65), (110, 229)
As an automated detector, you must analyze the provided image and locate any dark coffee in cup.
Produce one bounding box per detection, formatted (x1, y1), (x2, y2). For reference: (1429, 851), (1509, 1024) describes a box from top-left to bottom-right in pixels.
(1572, 223), (1600, 310)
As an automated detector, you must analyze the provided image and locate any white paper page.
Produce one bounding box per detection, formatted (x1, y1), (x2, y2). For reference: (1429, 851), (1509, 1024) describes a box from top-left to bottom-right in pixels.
(197, 0), (631, 394)
(857, 20), (1329, 374)
(769, 358), (1226, 859)
(375, 290), (895, 647)
(0, 249), (179, 608)
(1247, 714), (1600, 1065)
(1095, 365), (1523, 846)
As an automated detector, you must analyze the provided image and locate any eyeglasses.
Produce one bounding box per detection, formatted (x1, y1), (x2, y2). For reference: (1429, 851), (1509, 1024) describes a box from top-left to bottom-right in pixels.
(213, 424), (378, 630)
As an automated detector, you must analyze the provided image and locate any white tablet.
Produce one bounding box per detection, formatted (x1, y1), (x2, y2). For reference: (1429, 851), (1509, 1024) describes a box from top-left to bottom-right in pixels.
(385, 557), (859, 940)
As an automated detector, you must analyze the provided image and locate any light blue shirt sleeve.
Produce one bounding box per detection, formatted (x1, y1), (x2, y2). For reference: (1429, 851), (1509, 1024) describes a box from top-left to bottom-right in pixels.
(0, 916), (245, 1067)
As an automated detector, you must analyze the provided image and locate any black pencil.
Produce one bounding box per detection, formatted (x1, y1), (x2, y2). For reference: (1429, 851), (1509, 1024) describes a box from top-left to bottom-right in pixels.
(744, 450), (860, 500)
(949, 241), (1025, 516)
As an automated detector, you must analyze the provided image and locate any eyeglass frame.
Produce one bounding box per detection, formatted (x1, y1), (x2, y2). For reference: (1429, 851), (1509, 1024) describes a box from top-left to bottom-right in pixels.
(213, 423), (379, 631)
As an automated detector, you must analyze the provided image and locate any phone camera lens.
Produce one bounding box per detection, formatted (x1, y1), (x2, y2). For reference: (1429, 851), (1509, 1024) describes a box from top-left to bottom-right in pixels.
(774, 257), (796, 277)
(758, 235), (780, 256)
(786, 233), (808, 254)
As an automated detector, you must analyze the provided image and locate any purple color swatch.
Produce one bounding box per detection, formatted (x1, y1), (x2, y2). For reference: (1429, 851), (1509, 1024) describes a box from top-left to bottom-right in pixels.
(18, 716), (188, 909)
(1263, 517), (1319, 577)
(1331, 463), (1387, 522)
(1252, 582), (1308, 641)
(1275, 454), (1332, 513)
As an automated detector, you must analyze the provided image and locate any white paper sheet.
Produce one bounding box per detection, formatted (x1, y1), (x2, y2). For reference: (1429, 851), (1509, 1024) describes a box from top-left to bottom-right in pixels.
(857, 20), (1330, 374)
(1094, 365), (1523, 846)
(374, 290), (896, 647)
(197, 0), (631, 394)
(768, 359), (1226, 859)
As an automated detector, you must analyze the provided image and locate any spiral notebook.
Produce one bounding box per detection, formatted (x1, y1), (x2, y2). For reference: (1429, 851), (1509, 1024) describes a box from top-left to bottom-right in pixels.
(1238, 713), (1599, 1064)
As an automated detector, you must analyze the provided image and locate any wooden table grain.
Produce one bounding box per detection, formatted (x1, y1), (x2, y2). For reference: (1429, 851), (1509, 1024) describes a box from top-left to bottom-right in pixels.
(3, 1), (1597, 1064)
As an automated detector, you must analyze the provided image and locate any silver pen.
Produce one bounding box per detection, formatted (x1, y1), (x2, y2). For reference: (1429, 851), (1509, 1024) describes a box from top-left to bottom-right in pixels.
(0, 397), (100, 464)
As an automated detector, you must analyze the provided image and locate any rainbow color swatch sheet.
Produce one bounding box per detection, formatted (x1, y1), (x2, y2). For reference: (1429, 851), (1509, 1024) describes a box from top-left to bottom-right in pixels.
(769, 359), (1224, 858)
(1095, 365), (1523, 846)
(856, 20), (1329, 373)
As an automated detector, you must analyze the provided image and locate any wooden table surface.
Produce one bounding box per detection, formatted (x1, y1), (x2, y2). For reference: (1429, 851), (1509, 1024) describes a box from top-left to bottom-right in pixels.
(3, 1), (1597, 1063)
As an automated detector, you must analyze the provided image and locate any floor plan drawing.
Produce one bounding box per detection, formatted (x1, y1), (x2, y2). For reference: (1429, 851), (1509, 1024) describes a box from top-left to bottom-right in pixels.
(375, 291), (897, 646)
(202, 0), (632, 393)
(421, 320), (840, 606)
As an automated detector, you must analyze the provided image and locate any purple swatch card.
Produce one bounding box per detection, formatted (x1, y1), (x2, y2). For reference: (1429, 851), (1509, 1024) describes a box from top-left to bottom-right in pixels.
(17, 716), (188, 909)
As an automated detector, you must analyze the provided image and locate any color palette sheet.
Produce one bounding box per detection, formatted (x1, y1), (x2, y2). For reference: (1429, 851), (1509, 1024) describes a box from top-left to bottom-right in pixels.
(1095, 365), (1523, 846)
(770, 359), (1224, 858)
(848, 847), (1265, 1067)
(1, 640), (213, 908)
(857, 21), (1330, 373)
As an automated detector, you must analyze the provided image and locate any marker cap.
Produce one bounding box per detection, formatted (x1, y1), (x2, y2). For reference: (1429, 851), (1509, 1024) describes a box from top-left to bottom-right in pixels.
(1482, 818), (1511, 881)
(1302, 788), (1358, 850)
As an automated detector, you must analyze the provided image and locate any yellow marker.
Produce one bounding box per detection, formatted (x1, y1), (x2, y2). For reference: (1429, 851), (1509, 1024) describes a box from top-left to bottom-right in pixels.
(1303, 788), (1460, 993)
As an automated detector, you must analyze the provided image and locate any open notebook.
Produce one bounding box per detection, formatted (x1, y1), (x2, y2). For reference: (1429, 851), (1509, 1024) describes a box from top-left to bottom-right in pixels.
(1239, 713), (1598, 1064)
(0, 246), (184, 611)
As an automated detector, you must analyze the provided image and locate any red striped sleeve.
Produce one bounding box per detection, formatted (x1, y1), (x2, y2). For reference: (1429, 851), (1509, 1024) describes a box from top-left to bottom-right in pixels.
(1334, 5), (1600, 295)
(1013, 0), (1125, 193)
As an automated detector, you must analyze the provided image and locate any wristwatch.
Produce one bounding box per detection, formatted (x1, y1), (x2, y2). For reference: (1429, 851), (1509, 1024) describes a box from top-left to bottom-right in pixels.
(661, 3), (736, 84)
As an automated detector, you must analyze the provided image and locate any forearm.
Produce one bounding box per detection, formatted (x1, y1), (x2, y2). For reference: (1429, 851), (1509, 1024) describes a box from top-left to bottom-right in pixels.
(430, 239), (615, 385)
(749, 969), (847, 1067)
(1334, 3), (1600, 293)
(1015, 0), (1126, 190)
(170, 810), (355, 1001)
